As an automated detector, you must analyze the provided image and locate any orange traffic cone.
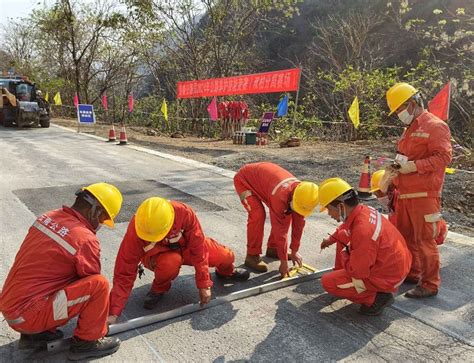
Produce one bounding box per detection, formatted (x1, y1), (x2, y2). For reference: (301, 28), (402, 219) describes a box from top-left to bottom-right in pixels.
(357, 156), (374, 200)
(107, 124), (116, 142)
(118, 125), (128, 145)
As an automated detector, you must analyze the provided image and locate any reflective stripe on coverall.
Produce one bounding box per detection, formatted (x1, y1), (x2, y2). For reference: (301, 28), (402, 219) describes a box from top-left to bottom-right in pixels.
(322, 205), (412, 306)
(109, 201), (235, 317)
(393, 111), (452, 291)
(233, 162), (306, 260)
(0, 207), (108, 340)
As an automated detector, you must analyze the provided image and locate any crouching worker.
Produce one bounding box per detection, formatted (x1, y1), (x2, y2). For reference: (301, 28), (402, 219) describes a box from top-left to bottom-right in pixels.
(108, 197), (249, 322)
(319, 178), (412, 316)
(0, 183), (123, 360)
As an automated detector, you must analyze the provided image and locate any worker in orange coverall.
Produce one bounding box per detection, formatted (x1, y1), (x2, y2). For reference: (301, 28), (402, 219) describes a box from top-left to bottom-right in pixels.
(322, 171), (446, 272)
(385, 82), (452, 298)
(319, 178), (412, 316)
(234, 162), (319, 276)
(108, 197), (249, 322)
(0, 183), (123, 361)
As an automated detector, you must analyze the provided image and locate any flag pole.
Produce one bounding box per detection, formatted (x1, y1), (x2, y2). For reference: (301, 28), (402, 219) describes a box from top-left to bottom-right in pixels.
(293, 68), (302, 128)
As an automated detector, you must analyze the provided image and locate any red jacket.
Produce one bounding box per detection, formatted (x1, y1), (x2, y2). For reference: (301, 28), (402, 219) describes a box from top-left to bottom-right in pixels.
(338, 205), (412, 292)
(0, 207), (100, 319)
(394, 111), (452, 197)
(235, 162), (306, 260)
(109, 201), (212, 316)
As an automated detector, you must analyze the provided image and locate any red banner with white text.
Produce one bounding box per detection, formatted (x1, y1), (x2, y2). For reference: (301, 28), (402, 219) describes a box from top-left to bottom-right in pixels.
(177, 68), (301, 99)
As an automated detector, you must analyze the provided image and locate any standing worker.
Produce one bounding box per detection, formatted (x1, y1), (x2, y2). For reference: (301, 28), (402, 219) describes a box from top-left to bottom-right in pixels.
(385, 83), (452, 298)
(108, 197), (249, 322)
(0, 183), (123, 360)
(319, 178), (412, 316)
(234, 162), (319, 277)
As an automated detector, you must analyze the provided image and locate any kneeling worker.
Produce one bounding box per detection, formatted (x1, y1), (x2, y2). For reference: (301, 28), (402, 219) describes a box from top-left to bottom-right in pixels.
(0, 183), (123, 360)
(319, 178), (412, 316)
(108, 197), (249, 322)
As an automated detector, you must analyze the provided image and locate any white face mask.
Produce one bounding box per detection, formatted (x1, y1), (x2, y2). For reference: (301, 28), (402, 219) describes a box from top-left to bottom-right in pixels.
(397, 108), (414, 125)
(377, 196), (390, 209)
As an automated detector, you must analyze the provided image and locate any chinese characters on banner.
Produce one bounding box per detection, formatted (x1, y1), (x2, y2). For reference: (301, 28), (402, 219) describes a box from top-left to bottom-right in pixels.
(177, 68), (300, 99)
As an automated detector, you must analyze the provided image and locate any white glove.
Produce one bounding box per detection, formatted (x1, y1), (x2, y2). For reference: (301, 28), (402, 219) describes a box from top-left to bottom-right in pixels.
(398, 161), (417, 174)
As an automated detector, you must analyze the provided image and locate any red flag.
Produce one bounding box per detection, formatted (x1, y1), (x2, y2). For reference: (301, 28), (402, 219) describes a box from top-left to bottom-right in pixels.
(128, 93), (134, 113)
(428, 82), (451, 121)
(73, 93), (79, 108)
(207, 96), (218, 121)
(101, 93), (108, 111)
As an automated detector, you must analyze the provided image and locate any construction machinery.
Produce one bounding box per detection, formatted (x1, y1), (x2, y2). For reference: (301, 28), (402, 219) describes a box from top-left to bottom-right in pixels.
(0, 75), (50, 128)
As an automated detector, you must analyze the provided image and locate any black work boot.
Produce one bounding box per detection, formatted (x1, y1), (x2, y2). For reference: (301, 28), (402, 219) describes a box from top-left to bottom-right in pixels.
(359, 292), (394, 316)
(18, 329), (64, 350)
(143, 290), (164, 310)
(67, 336), (120, 361)
(215, 268), (250, 281)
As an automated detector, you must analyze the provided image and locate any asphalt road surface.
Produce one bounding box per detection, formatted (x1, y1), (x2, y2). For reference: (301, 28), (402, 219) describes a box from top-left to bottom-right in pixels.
(0, 124), (472, 362)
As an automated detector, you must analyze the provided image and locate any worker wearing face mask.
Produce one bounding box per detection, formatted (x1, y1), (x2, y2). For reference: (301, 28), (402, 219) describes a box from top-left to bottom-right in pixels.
(319, 178), (412, 316)
(0, 183), (123, 361)
(385, 83), (452, 298)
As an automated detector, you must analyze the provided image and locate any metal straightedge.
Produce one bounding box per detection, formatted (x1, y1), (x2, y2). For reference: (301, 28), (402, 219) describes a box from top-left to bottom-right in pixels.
(47, 266), (331, 353)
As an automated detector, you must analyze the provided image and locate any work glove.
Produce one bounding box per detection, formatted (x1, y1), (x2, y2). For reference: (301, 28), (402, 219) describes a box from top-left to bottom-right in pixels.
(380, 167), (398, 193)
(199, 287), (211, 307)
(398, 160), (417, 174)
(290, 250), (302, 267)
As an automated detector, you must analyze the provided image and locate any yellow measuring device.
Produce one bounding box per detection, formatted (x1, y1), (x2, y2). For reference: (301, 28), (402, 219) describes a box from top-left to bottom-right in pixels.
(284, 263), (318, 278)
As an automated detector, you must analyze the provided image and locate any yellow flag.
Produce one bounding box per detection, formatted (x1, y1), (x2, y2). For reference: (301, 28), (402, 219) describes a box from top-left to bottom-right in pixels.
(161, 99), (168, 121)
(348, 96), (360, 129)
(53, 92), (62, 106)
(44, 92), (49, 102)
(445, 167), (455, 174)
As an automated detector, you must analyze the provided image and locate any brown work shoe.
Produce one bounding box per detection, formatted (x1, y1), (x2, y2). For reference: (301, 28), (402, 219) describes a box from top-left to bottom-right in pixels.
(143, 290), (164, 310)
(18, 329), (64, 350)
(405, 286), (438, 299)
(244, 255), (268, 272)
(67, 336), (120, 361)
(265, 247), (291, 260)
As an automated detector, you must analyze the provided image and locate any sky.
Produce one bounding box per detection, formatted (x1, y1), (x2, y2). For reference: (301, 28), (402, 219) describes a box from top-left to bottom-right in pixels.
(0, 0), (44, 26)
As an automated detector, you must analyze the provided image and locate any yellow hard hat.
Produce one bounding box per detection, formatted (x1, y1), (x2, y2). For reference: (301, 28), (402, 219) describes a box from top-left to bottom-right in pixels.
(82, 182), (123, 228)
(318, 177), (353, 211)
(386, 82), (418, 115)
(292, 182), (319, 217)
(135, 197), (175, 242)
(370, 170), (385, 192)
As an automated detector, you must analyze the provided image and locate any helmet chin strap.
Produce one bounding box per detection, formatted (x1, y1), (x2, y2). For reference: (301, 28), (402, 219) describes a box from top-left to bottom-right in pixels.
(83, 193), (103, 229)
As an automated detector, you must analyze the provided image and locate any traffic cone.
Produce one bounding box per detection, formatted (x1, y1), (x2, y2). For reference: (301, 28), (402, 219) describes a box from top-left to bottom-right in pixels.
(357, 156), (374, 200)
(107, 124), (116, 142)
(117, 125), (128, 145)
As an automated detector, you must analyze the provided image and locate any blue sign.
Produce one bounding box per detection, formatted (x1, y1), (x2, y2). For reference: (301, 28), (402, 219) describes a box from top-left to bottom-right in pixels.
(258, 112), (274, 133)
(77, 104), (96, 124)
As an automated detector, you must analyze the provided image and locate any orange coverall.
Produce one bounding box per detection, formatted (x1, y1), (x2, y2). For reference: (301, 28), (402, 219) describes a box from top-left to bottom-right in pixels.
(322, 205), (412, 306)
(233, 162), (306, 260)
(0, 207), (109, 341)
(393, 111), (452, 291)
(109, 201), (235, 317)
